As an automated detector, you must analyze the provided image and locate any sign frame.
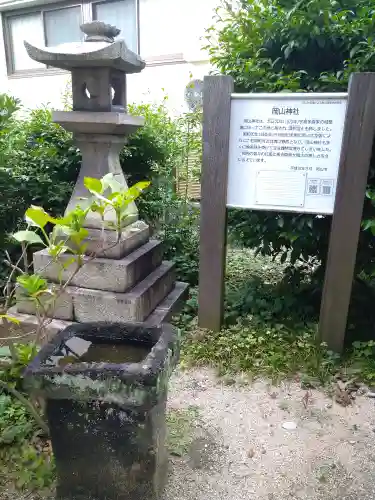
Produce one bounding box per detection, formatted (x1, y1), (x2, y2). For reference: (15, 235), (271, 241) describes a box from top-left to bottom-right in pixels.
(198, 74), (375, 352)
(227, 92), (348, 215)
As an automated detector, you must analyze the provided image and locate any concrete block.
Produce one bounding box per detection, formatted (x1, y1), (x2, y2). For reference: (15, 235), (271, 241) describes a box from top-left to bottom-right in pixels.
(16, 286), (75, 321)
(33, 240), (163, 293)
(72, 261), (175, 323)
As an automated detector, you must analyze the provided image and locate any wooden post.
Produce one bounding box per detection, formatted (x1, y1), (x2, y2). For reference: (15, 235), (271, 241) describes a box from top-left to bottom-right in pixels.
(319, 73), (375, 352)
(198, 75), (234, 330)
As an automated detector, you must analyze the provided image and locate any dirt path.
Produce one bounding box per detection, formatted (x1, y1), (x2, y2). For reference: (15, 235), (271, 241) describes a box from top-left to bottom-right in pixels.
(6, 367), (375, 500)
(164, 368), (375, 500)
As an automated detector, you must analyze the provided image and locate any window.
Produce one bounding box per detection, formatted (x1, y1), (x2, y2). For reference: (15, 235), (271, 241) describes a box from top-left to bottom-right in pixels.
(93, 0), (137, 53)
(4, 0), (139, 76)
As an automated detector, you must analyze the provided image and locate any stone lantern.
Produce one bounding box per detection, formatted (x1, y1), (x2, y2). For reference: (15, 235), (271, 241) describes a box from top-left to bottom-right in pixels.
(12, 21), (187, 334)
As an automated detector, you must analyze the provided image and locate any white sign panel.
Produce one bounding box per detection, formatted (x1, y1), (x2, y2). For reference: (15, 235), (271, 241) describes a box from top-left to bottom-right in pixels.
(227, 93), (348, 214)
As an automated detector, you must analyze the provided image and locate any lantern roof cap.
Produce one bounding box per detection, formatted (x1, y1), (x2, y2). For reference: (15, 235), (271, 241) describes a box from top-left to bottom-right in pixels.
(24, 21), (145, 73)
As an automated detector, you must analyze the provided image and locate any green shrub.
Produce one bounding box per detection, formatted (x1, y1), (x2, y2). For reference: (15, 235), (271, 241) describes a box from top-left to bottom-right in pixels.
(207, 0), (375, 279)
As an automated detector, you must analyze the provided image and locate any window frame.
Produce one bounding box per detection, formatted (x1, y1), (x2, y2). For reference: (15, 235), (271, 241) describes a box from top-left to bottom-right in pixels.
(3, 0), (140, 78)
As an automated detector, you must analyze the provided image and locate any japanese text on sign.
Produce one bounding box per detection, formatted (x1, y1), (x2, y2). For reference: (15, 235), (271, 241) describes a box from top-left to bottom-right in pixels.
(227, 94), (347, 214)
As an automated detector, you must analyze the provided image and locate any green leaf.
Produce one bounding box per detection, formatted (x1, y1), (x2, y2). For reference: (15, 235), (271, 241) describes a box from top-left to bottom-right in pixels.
(12, 230), (44, 245)
(17, 274), (48, 296)
(70, 227), (89, 245)
(0, 346), (11, 356)
(362, 219), (375, 231)
(84, 177), (103, 194)
(101, 173), (123, 193)
(0, 316), (20, 326)
(130, 181), (151, 193)
(91, 191), (113, 205)
(48, 243), (69, 258)
(90, 203), (106, 217)
(25, 206), (55, 229)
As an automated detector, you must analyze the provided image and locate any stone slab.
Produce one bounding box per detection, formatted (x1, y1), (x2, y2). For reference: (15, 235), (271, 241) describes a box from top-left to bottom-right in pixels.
(72, 261), (175, 323)
(4, 307), (73, 344)
(16, 287), (75, 321)
(5, 280), (188, 344)
(52, 111), (144, 135)
(145, 282), (189, 326)
(57, 220), (150, 259)
(33, 239), (163, 293)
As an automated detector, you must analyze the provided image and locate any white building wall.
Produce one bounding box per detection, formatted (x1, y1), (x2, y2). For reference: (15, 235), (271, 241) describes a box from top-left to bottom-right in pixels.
(0, 0), (217, 112)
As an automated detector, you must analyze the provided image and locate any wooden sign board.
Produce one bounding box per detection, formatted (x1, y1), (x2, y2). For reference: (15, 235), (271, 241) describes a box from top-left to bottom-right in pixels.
(227, 94), (347, 214)
(198, 74), (375, 352)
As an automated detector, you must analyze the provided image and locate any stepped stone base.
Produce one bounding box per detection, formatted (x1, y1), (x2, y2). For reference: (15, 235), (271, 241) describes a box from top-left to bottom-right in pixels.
(18, 261), (175, 323)
(6, 282), (188, 344)
(11, 217), (188, 343)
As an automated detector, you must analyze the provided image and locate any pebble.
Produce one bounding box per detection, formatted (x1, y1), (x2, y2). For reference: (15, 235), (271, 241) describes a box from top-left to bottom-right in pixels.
(366, 392), (375, 398)
(282, 421), (297, 431)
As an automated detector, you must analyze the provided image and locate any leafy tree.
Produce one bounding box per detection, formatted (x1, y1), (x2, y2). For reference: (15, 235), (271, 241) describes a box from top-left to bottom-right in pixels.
(206, 0), (375, 279)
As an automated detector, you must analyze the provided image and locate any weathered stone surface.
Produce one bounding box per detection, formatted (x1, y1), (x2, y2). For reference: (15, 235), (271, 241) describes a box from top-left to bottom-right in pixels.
(8, 281), (188, 341)
(33, 240), (163, 293)
(58, 130), (141, 228)
(24, 26), (146, 73)
(5, 306), (73, 343)
(53, 111), (144, 135)
(72, 261), (175, 323)
(60, 220), (149, 259)
(71, 67), (127, 112)
(16, 287), (75, 321)
(145, 282), (189, 326)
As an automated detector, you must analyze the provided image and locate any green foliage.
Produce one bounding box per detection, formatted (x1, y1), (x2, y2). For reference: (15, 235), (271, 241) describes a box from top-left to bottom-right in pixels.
(0, 343), (53, 491)
(207, 0), (375, 93)
(0, 343), (37, 390)
(3, 442), (55, 491)
(346, 340), (375, 383)
(166, 406), (200, 457)
(161, 202), (200, 285)
(182, 318), (339, 383)
(208, 0), (375, 280)
(179, 248), (337, 381)
(126, 100), (201, 285)
(0, 395), (33, 445)
(0, 106), (80, 289)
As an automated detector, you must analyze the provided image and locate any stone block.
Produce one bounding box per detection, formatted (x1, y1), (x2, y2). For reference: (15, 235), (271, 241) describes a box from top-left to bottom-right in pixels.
(56, 220), (150, 259)
(52, 111), (144, 135)
(16, 287), (75, 321)
(72, 261), (175, 323)
(83, 221), (149, 259)
(4, 307), (73, 344)
(33, 240), (163, 293)
(145, 282), (189, 326)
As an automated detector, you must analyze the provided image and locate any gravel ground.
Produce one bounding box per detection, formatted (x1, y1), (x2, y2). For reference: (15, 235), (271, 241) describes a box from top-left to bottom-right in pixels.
(164, 368), (375, 500)
(5, 367), (375, 500)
